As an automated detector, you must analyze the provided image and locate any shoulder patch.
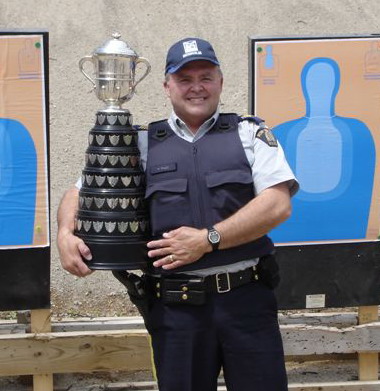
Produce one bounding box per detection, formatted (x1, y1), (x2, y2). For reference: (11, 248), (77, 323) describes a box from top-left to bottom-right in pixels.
(256, 125), (278, 147)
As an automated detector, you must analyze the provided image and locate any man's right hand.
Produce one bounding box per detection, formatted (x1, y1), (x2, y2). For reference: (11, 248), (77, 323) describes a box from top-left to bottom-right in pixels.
(57, 228), (93, 277)
(56, 187), (93, 278)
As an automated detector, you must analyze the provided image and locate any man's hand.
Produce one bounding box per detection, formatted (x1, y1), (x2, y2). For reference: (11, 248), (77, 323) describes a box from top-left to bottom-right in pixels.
(147, 226), (211, 270)
(56, 187), (93, 278)
(57, 228), (93, 277)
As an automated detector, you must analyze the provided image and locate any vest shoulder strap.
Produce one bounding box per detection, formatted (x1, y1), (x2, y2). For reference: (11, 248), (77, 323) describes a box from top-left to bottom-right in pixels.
(214, 113), (239, 132)
(148, 119), (172, 141)
(148, 118), (168, 128)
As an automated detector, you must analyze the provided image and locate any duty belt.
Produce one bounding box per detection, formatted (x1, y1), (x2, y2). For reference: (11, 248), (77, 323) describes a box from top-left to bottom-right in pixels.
(147, 266), (260, 305)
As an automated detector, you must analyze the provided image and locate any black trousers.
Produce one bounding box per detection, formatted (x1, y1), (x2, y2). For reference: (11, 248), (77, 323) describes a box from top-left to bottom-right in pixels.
(147, 280), (288, 391)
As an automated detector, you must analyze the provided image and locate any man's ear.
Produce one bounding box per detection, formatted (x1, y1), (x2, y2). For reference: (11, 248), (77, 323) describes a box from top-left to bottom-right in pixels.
(163, 80), (171, 98)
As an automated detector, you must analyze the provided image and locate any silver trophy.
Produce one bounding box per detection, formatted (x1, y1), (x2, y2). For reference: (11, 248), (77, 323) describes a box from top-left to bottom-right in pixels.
(79, 32), (150, 111)
(75, 33), (151, 270)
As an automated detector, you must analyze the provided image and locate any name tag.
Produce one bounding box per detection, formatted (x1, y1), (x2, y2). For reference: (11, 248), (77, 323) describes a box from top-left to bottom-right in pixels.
(151, 163), (177, 175)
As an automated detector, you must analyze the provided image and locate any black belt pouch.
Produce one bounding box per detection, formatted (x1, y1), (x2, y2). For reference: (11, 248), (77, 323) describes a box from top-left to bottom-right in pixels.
(162, 278), (206, 305)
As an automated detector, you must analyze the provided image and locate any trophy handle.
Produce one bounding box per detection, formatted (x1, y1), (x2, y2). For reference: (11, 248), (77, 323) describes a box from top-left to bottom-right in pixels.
(133, 57), (151, 88)
(79, 55), (96, 88)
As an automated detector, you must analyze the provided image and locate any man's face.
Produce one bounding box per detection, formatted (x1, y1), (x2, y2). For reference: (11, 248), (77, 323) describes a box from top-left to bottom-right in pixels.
(164, 60), (223, 130)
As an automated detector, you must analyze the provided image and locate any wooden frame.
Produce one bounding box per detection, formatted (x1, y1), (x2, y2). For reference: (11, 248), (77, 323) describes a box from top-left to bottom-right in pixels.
(0, 308), (378, 391)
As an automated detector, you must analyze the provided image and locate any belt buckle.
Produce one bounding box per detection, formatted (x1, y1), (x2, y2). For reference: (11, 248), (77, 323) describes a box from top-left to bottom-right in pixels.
(216, 272), (231, 293)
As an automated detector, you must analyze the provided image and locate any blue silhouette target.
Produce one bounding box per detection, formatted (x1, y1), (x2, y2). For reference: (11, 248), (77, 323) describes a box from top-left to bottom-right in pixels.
(271, 58), (375, 242)
(0, 118), (37, 245)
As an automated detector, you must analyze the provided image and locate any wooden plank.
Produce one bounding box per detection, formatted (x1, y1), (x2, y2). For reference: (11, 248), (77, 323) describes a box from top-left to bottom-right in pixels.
(358, 306), (379, 381)
(279, 312), (359, 327)
(0, 322), (25, 334)
(33, 374), (54, 391)
(105, 381), (157, 390)
(0, 322), (380, 377)
(1, 319), (380, 378)
(0, 316), (146, 334)
(288, 381), (380, 390)
(30, 309), (53, 391)
(286, 353), (357, 362)
(51, 313), (356, 331)
(30, 309), (51, 333)
(0, 312), (369, 334)
(72, 380), (380, 391)
(281, 322), (380, 355)
(52, 316), (146, 332)
(0, 329), (151, 376)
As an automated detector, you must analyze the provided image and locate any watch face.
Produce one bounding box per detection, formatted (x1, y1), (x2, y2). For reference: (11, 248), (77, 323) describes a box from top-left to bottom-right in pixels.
(209, 230), (220, 244)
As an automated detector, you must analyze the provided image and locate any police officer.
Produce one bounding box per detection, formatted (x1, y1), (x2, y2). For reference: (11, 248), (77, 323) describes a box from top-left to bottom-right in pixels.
(57, 37), (298, 391)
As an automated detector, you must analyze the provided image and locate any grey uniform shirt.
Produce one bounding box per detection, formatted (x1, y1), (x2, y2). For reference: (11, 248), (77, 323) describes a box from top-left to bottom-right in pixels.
(77, 109), (298, 276)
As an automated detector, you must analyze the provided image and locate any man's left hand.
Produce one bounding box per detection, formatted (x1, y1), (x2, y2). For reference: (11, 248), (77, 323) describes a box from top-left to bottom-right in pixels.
(147, 227), (211, 270)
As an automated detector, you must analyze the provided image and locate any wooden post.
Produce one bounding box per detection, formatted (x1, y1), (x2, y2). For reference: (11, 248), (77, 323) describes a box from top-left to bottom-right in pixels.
(30, 309), (53, 391)
(358, 306), (379, 380)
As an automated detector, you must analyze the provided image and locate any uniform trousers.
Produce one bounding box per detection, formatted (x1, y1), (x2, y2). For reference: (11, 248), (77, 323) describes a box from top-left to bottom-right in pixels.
(147, 280), (288, 391)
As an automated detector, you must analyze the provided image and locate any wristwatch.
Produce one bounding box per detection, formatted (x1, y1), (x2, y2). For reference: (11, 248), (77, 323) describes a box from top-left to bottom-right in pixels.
(207, 227), (221, 251)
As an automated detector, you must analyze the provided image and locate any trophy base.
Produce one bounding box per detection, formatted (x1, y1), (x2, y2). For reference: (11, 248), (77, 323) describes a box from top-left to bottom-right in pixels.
(83, 239), (149, 270)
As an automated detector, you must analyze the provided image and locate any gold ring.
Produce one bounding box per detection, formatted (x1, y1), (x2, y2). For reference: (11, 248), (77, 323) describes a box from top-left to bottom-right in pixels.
(169, 254), (175, 263)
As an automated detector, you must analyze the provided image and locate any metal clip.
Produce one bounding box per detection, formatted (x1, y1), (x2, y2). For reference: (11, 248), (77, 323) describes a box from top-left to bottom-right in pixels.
(253, 266), (259, 281)
(216, 272), (231, 293)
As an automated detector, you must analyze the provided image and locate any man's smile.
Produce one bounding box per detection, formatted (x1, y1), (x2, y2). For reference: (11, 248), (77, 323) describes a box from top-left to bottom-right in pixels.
(188, 97), (207, 103)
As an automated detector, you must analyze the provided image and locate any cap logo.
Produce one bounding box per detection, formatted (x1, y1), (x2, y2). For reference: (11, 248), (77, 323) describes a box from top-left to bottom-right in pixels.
(182, 40), (202, 58)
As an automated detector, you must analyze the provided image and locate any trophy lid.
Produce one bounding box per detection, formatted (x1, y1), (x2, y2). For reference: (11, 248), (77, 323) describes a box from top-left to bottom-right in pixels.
(94, 32), (138, 57)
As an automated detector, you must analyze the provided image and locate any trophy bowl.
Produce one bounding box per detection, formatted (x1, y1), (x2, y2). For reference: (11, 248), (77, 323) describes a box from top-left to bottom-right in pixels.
(79, 32), (151, 110)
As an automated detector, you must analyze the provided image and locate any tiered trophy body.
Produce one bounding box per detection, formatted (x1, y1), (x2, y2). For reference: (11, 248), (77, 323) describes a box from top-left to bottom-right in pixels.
(74, 33), (151, 270)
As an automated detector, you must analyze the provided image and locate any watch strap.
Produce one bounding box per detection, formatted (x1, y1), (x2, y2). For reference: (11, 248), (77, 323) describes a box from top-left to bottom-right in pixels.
(207, 226), (221, 251)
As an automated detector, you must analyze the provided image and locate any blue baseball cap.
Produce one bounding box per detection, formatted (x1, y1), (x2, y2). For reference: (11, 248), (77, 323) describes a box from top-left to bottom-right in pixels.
(165, 38), (220, 74)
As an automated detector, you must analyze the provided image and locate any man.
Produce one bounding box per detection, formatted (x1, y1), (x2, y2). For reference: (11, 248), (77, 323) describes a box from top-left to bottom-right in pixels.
(57, 37), (298, 391)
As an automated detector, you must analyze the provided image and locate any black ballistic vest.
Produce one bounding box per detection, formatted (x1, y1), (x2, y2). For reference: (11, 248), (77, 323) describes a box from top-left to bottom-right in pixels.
(145, 113), (274, 274)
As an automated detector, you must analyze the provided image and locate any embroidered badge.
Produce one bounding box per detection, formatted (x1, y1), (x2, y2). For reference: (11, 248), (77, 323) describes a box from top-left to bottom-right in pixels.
(183, 40), (202, 58)
(256, 125), (278, 147)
